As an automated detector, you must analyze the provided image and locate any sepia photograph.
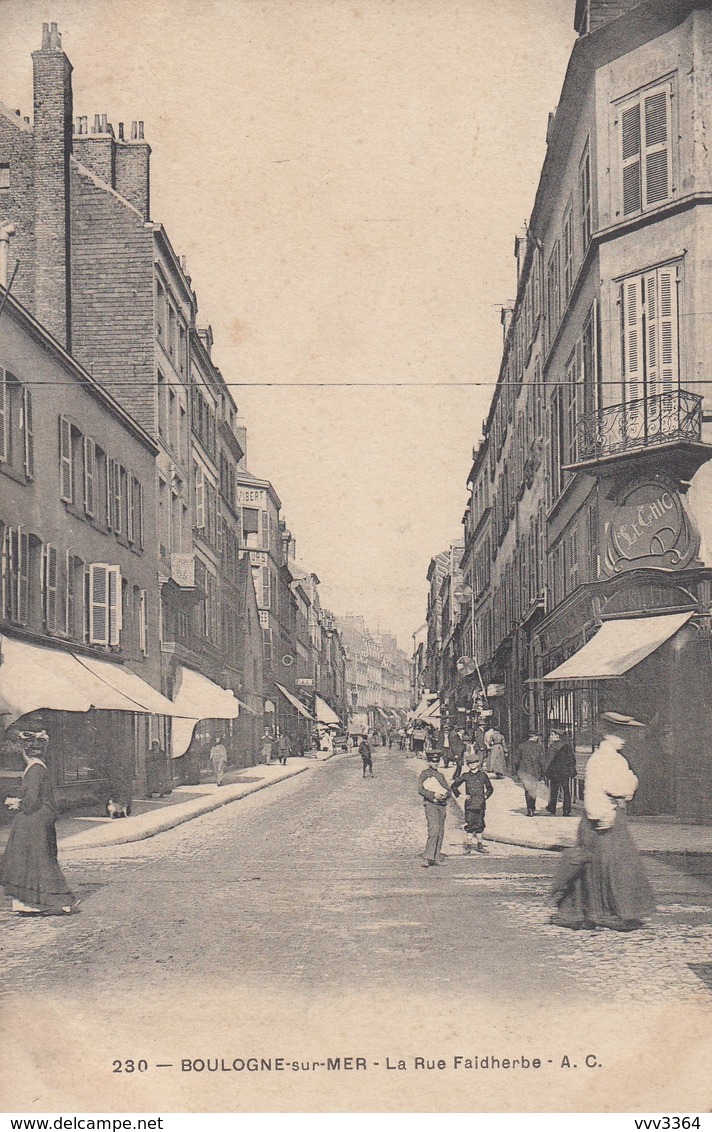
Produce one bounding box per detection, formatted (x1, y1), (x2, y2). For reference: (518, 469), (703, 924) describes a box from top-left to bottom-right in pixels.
(0, 0), (711, 1116)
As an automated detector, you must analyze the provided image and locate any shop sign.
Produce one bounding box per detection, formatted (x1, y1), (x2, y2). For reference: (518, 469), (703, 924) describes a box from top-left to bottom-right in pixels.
(296, 678), (314, 686)
(237, 487), (265, 505)
(604, 481), (699, 575)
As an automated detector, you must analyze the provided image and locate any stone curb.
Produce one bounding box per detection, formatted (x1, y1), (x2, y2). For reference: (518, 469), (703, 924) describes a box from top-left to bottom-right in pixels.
(60, 763), (310, 852)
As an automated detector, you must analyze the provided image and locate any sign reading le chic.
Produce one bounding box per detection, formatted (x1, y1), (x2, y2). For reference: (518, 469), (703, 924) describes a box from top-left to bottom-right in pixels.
(604, 481), (699, 575)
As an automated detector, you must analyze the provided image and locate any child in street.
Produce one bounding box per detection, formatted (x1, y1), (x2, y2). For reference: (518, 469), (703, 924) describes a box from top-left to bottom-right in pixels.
(451, 752), (494, 854)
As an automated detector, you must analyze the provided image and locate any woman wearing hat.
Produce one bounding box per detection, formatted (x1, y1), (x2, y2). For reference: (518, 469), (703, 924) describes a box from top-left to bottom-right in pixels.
(551, 712), (654, 932)
(0, 730), (77, 915)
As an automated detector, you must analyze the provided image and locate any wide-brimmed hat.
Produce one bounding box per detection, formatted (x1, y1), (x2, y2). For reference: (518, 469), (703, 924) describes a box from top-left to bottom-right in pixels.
(600, 711), (645, 728)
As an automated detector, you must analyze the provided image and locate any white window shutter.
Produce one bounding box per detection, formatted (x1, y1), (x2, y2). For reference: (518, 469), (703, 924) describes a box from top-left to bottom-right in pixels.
(127, 475), (136, 543)
(194, 464), (205, 528)
(644, 270), (659, 400)
(22, 386), (33, 479)
(59, 416), (73, 502)
(621, 102), (642, 216)
(113, 464), (123, 535)
(43, 544), (58, 631)
(17, 527), (29, 624)
(83, 436), (95, 517)
(89, 563), (109, 645)
(644, 87), (671, 207)
(65, 550), (74, 636)
(0, 370), (7, 463)
(139, 589), (148, 656)
(622, 276), (643, 411)
(658, 265), (679, 394)
(108, 566), (122, 646)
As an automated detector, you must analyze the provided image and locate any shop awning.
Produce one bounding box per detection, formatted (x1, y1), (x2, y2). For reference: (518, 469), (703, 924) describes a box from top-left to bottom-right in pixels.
(275, 682), (314, 720)
(314, 695), (340, 726)
(0, 634), (180, 726)
(170, 666), (242, 759)
(541, 612), (694, 682)
(410, 693), (438, 720)
(72, 654), (180, 716)
(421, 698), (441, 722)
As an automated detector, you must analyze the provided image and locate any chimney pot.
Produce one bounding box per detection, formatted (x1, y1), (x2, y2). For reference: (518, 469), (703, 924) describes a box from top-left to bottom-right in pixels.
(101, 113), (108, 133)
(131, 120), (138, 140)
(15, 109), (20, 116)
(93, 113), (101, 134)
(118, 121), (125, 141)
(138, 121), (144, 140)
(41, 23), (50, 49)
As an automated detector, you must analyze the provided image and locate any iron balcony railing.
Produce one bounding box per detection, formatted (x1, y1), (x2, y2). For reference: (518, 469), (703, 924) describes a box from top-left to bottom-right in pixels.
(574, 389), (703, 465)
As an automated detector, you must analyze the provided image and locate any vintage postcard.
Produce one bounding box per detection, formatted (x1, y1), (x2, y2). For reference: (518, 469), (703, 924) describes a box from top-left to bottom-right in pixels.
(1, 0), (711, 1116)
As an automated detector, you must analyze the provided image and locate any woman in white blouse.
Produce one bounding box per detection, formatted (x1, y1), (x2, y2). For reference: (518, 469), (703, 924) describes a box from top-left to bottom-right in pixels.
(551, 712), (654, 932)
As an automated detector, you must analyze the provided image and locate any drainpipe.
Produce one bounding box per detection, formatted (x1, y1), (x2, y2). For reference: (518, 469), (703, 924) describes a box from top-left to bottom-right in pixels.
(0, 222), (16, 289)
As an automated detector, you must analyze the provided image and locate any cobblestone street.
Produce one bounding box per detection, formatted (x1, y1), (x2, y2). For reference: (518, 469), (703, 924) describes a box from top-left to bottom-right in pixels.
(2, 750), (711, 1111)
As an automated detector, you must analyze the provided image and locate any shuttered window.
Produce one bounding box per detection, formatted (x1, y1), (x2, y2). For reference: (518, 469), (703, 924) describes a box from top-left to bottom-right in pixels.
(22, 387), (33, 479)
(579, 144), (592, 250)
(260, 509), (270, 550)
(89, 564), (122, 646)
(194, 463), (205, 529)
(42, 544), (58, 631)
(618, 80), (674, 217)
(0, 370), (7, 463)
(619, 263), (680, 407)
(17, 527), (29, 623)
(139, 589), (149, 656)
(83, 437), (95, 517)
(59, 415), (73, 502)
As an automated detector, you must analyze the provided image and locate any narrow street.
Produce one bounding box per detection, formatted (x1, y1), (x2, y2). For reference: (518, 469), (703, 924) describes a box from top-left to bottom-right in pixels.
(2, 749), (711, 1111)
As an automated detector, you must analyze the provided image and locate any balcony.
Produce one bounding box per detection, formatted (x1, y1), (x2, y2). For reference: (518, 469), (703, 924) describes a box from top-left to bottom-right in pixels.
(566, 390), (712, 480)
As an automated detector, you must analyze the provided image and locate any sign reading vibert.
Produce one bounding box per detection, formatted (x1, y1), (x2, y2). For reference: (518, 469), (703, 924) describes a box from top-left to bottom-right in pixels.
(604, 479), (700, 575)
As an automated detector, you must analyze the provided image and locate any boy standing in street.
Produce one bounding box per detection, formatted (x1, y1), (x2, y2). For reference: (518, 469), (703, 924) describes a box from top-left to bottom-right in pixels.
(417, 750), (452, 867)
(359, 736), (374, 778)
(451, 753), (494, 854)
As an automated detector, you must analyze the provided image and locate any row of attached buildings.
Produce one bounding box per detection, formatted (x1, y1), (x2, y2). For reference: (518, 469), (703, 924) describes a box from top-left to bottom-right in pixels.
(336, 615), (412, 736)
(0, 23), (348, 815)
(419, 0), (712, 825)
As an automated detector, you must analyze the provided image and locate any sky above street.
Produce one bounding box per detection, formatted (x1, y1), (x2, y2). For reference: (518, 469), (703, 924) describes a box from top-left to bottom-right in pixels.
(1, 0), (576, 650)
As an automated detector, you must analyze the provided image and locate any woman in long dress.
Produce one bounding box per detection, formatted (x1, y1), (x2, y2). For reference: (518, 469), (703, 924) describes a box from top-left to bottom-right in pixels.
(1, 732), (77, 915)
(487, 727), (508, 778)
(551, 712), (654, 932)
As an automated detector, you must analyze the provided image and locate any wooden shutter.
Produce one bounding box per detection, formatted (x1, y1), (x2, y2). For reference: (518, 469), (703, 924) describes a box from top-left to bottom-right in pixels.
(114, 464), (124, 535)
(260, 509), (269, 550)
(139, 589), (148, 656)
(89, 564), (109, 645)
(43, 544), (58, 631)
(83, 437), (95, 517)
(194, 464), (205, 528)
(136, 480), (144, 548)
(59, 416), (73, 502)
(4, 527), (16, 620)
(658, 264), (679, 394)
(0, 370), (7, 463)
(262, 565), (271, 610)
(621, 102), (642, 216)
(17, 527), (29, 623)
(621, 276), (643, 412)
(644, 87), (671, 207)
(108, 565), (122, 646)
(65, 551), (74, 636)
(644, 270), (659, 401)
(22, 386), (33, 478)
(106, 458), (114, 529)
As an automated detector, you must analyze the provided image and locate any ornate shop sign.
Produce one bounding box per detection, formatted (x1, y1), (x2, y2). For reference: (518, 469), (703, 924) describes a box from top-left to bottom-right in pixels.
(604, 481), (699, 575)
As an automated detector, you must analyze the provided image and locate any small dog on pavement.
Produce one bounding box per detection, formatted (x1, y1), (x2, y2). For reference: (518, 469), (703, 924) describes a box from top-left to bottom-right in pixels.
(106, 799), (131, 819)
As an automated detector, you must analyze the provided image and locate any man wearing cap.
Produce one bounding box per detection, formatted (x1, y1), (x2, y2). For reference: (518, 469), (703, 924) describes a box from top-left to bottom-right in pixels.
(417, 750), (452, 867)
(545, 730), (577, 816)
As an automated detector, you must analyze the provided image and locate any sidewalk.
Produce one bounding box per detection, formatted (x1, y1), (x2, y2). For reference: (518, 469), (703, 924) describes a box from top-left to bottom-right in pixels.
(410, 758), (712, 856)
(0, 759), (312, 854)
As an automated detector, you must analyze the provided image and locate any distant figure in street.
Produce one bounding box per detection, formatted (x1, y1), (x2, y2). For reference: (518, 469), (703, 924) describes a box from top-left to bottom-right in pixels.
(551, 712), (655, 932)
(445, 728), (466, 776)
(146, 739), (170, 797)
(1, 731), (78, 915)
(417, 750), (452, 867)
(411, 724), (427, 754)
(487, 727), (508, 779)
(276, 733), (291, 766)
(209, 737), (228, 786)
(473, 723), (488, 769)
(295, 732), (307, 758)
(545, 730), (577, 816)
(513, 733), (546, 816)
(359, 737), (374, 778)
(261, 731), (274, 764)
(451, 751), (494, 854)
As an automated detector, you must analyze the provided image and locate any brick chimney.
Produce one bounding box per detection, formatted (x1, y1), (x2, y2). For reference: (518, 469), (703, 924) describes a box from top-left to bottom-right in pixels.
(32, 22), (73, 347)
(115, 121), (151, 219)
(73, 112), (116, 186)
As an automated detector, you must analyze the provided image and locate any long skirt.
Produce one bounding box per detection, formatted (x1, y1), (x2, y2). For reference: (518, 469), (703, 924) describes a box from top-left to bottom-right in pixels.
(0, 806), (75, 912)
(552, 811), (655, 929)
(489, 743), (508, 776)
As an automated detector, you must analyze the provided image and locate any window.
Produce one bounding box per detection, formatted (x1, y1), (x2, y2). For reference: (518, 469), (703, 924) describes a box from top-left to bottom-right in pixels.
(568, 530), (579, 594)
(138, 589), (149, 657)
(618, 80), (674, 217)
(65, 553), (84, 639)
(193, 463), (205, 529)
(546, 240), (561, 347)
(262, 566), (271, 610)
(588, 498), (599, 581)
(129, 476), (144, 548)
(563, 198), (574, 300)
(156, 281), (165, 342)
(619, 263), (680, 409)
(579, 143), (592, 250)
(157, 372), (168, 440)
(83, 437), (95, 517)
(243, 507), (259, 538)
(42, 544), (58, 632)
(0, 164), (9, 190)
(89, 564), (122, 646)
(581, 302), (599, 417)
(0, 371), (32, 479)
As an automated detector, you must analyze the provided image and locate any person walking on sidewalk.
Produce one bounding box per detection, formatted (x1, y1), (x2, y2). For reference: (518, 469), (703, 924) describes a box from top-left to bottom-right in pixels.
(513, 733), (546, 816)
(486, 727), (508, 779)
(451, 752), (494, 854)
(209, 737), (228, 786)
(359, 736), (374, 778)
(545, 730), (576, 816)
(275, 733), (291, 766)
(1, 730), (78, 916)
(418, 750), (452, 867)
(445, 728), (466, 776)
(551, 712), (655, 932)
